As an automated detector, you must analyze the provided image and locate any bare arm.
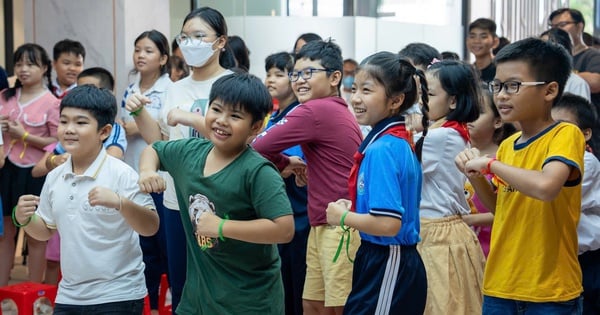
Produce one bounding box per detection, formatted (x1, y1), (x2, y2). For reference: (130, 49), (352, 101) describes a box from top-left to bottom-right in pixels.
(455, 149), (497, 212)
(326, 199), (401, 236)
(167, 108), (209, 138)
(88, 187), (159, 237)
(16, 195), (55, 241)
(125, 93), (163, 143)
(0, 144), (5, 168)
(138, 145), (166, 193)
(195, 211), (294, 244)
(462, 212), (494, 227)
(577, 72), (600, 93)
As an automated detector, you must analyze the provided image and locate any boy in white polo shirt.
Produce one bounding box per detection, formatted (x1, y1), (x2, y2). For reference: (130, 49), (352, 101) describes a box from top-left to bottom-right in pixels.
(14, 85), (158, 314)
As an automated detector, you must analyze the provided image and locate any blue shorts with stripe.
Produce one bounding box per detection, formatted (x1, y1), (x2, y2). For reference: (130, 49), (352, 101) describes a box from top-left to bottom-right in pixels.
(344, 240), (427, 315)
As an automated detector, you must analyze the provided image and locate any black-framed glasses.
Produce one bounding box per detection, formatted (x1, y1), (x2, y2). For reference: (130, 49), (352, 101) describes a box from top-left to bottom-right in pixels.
(175, 32), (217, 45)
(288, 68), (333, 82)
(548, 21), (577, 29)
(489, 80), (547, 95)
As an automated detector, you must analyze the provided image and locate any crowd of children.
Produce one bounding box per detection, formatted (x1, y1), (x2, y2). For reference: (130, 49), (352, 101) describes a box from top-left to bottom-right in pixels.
(1, 5), (600, 315)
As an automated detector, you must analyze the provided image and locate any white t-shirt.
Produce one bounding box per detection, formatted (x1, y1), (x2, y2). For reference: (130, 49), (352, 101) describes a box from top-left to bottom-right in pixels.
(565, 72), (591, 102)
(0, 129), (3, 145)
(159, 70), (233, 210)
(36, 149), (155, 305)
(120, 73), (172, 172)
(419, 127), (471, 218)
(579, 151), (600, 254)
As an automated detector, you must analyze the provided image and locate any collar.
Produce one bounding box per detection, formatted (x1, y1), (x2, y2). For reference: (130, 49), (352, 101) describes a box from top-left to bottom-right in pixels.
(358, 116), (406, 153)
(270, 101), (300, 124)
(52, 79), (77, 97)
(63, 148), (108, 179)
(133, 73), (171, 95)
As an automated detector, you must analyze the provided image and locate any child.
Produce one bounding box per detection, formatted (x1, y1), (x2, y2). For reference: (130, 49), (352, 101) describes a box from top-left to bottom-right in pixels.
(138, 72), (293, 314)
(14, 85), (158, 313)
(462, 89), (515, 257)
(252, 40), (363, 315)
(456, 38), (584, 313)
(124, 7), (234, 311)
(51, 39), (85, 98)
(32, 67), (128, 286)
(119, 29), (172, 314)
(0, 43), (60, 286)
(264, 51), (309, 315)
(326, 51), (428, 314)
(418, 59), (484, 314)
(551, 93), (600, 314)
(467, 18), (499, 83)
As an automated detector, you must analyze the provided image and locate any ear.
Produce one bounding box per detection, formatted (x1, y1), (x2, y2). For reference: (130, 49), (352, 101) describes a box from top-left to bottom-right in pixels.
(249, 119), (264, 137)
(160, 54), (168, 67)
(492, 36), (500, 50)
(390, 93), (405, 112)
(329, 70), (342, 88)
(448, 95), (457, 110)
(99, 124), (112, 142)
(216, 35), (227, 51)
(493, 116), (503, 129)
(582, 127), (592, 142)
(544, 81), (560, 102)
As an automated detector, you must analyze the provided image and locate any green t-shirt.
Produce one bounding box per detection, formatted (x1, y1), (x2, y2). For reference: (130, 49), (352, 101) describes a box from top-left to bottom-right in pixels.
(154, 138), (292, 315)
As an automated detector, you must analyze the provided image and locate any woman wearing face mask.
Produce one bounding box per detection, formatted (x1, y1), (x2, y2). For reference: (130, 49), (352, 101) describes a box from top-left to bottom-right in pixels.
(124, 7), (234, 313)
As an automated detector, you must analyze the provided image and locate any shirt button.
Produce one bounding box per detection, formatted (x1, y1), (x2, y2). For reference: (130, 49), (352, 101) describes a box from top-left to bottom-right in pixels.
(71, 183), (76, 187)
(69, 195), (74, 200)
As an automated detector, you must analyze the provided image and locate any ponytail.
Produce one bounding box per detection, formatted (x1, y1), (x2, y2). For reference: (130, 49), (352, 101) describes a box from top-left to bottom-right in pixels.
(414, 68), (429, 162)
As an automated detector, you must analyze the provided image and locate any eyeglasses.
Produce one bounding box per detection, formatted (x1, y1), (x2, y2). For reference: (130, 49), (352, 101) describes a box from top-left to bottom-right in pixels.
(175, 32), (217, 45)
(288, 68), (333, 82)
(548, 21), (577, 28)
(488, 80), (547, 95)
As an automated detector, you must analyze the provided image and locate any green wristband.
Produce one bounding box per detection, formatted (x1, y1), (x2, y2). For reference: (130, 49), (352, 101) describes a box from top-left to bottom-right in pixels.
(129, 108), (143, 117)
(12, 206), (32, 228)
(218, 218), (227, 241)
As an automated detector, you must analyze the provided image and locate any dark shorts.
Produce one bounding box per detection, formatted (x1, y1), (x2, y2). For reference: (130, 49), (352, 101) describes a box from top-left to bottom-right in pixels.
(344, 240), (427, 315)
(0, 158), (45, 216)
(483, 295), (583, 315)
(53, 298), (144, 315)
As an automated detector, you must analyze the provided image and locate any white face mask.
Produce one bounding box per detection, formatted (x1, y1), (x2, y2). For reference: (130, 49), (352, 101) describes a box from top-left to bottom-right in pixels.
(179, 39), (217, 67)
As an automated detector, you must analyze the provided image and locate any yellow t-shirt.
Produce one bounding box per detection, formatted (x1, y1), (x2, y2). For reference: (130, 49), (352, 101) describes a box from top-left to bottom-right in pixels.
(484, 122), (584, 302)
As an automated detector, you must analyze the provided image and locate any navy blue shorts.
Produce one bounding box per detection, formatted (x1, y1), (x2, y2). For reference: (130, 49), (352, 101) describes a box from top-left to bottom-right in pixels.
(344, 240), (427, 315)
(0, 158), (45, 216)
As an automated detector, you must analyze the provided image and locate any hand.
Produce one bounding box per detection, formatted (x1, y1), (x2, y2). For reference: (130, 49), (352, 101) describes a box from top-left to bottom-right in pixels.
(125, 93), (151, 114)
(16, 195), (40, 224)
(0, 114), (9, 133)
(326, 199), (351, 226)
(464, 156), (492, 178)
(455, 148), (481, 175)
(167, 108), (192, 127)
(88, 186), (120, 209)
(7, 120), (26, 140)
(138, 170), (166, 193)
(281, 156), (307, 186)
(195, 211), (220, 238)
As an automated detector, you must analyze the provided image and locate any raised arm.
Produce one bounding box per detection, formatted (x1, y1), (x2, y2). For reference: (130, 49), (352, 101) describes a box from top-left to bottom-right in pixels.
(15, 195), (55, 241)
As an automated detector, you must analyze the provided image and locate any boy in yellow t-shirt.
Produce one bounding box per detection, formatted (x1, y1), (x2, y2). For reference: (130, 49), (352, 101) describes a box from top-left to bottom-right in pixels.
(456, 38), (584, 313)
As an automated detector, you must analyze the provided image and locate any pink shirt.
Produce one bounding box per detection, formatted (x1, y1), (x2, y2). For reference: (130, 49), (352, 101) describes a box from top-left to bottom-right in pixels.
(252, 96), (362, 226)
(0, 89), (59, 167)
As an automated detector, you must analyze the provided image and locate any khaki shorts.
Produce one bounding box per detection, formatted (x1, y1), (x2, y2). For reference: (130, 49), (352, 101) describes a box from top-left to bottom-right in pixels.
(302, 225), (360, 307)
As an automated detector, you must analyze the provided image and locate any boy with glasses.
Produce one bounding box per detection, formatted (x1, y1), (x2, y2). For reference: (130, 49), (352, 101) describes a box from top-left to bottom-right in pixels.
(252, 40), (362, 315)
(456, 38), (584, 313)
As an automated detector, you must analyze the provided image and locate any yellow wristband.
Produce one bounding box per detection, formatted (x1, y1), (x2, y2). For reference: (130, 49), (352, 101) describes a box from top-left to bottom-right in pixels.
(22, 131), (29, 142)
(50, 155), (57, 167)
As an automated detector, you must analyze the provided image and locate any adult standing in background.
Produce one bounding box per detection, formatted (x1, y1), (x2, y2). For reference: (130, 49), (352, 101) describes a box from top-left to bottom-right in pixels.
(550, 8), (600, 158)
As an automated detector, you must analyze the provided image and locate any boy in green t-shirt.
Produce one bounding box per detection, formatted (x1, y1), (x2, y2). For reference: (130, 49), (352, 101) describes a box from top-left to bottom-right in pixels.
(138, 72), (294, 315)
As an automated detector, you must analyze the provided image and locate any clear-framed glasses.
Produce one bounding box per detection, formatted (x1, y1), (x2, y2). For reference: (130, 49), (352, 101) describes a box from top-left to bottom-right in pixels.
(175, 32), (217, 45)
(288, 68), (333, 82)
(488, 80), (547, 95)
(548, 21), (576, 29)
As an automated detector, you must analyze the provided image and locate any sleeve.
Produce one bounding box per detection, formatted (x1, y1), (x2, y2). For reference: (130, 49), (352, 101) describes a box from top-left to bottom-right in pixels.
(0, 67), (8, 91)
(119, 85), (133, 122)
(103, 123), (127, 153)
(583, 51), (600, 73)
(250, 163), (293, 220)
(421, 128), (453, 175)
(35, 177), (56, 227)
(544, 124), (585, 186)
(0, 129), (3, 145)
(119, 165), (155, 209)
(251, 105), (316, 170)
(581, 152), (600, 213)
(46, 98), (61, 137)
(363, 137), (409, 219)
(152, 138), (190, 177)
(54, 142), (66, 155)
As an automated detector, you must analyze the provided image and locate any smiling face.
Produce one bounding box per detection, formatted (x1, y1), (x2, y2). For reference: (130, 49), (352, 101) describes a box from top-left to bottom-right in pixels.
(133, 37), (167, 76)
(350, 70), (400, 127)
(425, 72), (454, 121)
(467, 28), (496, 58)
(15, 56), (47, 88)
(58, 107), (110, 159)
(265, 66), (294, 102)
(204, 99), (262, 155)
(53, 52), (84, 88)
(291, 57), (340, 104)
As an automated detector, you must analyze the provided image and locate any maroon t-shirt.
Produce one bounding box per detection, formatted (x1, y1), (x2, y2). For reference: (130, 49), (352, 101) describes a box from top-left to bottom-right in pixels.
(252, 96), (362, 226)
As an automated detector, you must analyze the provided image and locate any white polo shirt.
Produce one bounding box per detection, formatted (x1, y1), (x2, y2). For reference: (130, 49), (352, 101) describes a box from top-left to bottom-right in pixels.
(579, 151), (600, 254)
(36, 148), (155, 305)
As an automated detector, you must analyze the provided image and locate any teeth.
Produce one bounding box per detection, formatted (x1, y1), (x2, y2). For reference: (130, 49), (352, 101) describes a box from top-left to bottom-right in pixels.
(215, 129), (228, 135)
(354, 108), (366, 113)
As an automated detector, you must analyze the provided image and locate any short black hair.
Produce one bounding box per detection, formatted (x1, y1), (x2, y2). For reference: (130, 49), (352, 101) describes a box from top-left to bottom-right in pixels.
(441, 51), (460, 60)
(549, 8), (585, 27)
(495, 37), (571, 104)
(293, 33), (322, 52)
(53, 39), (86, 61)
(493, 37), (511, 55)
(343, 58), (358, 67)
(295, 39), (343, 88)
(60, 85), (117, 129)
(78, 67), (115, 91)
(399, 43), (441, 70)
(468, 18), (497, 36)
(209, 72), (273, 124)
(265, 51), (295, 72)
(554, 93), (598, 131)
(540, 28), (572, 54)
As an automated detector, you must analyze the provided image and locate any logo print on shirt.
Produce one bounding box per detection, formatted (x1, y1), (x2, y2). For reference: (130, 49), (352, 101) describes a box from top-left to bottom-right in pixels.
(189, 193), (218, 249)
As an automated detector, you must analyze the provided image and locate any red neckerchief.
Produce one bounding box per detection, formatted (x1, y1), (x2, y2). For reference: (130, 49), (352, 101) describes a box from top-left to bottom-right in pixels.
(348, 118), (413, 212)
(442, 120), (470, 143)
